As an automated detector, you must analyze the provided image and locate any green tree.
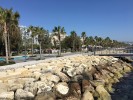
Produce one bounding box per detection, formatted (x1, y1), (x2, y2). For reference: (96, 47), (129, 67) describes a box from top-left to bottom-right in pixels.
(36, 27), (48, 59)
(81, 32), (86, 45)
(53, 26), (66, 56)
(85, 36), (95, 46)
(0, 7), (10, 63)
(61, 36), (72, 51)
(103, 37), (112, 47)
(28, 26), (37, 56)
(7, 8), (20, 58)
(70, 31), (77, 52)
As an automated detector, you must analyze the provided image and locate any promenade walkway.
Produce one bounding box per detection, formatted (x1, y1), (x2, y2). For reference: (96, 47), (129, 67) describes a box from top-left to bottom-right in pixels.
(0, 53), (84, 71)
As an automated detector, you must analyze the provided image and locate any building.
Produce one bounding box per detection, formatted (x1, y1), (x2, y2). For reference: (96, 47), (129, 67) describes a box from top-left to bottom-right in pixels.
(19, 25), (39, 45)
(50, 32), (67, 46)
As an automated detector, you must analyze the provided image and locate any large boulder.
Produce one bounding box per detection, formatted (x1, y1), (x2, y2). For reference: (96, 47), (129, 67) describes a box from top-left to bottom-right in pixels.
(82, 80), (94, 93)
(0, 83), (9, 94)
(35, 81), (54, 94)
(0, 91), (14, 100)
(32, 72), (42, 80)
(15, 89), (34, 100)
(24, 81), (37, 95)
(69, 82), (81, 98)
(9, 84), (23, 92)
(55, 71), (70, 82)
(123, 66), (131, 72)
(96, 85), (111, 100)
(54, 82), (69, 97)
(82, 89), (94, 100)
(67, 68), (77, 77)
(40, 73), (60, 83)
(35, 91), (56, 100)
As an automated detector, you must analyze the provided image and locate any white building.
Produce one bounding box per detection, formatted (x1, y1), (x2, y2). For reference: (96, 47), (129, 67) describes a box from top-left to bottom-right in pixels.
(50, 32), (66, 46)
(19, 25), (39, 45)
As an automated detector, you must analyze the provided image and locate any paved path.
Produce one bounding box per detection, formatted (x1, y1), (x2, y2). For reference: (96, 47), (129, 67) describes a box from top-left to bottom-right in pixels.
(0, 53), (87, 71)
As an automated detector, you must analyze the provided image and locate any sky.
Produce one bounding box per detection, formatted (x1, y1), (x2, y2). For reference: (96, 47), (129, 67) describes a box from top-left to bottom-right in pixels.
(0, 0), (133, 41)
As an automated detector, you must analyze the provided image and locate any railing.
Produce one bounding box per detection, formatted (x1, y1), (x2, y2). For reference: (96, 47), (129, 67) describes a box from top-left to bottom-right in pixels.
(86, 47), (133, 56)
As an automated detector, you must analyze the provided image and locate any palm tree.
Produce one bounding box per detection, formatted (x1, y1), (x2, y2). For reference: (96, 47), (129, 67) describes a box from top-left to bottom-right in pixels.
(103, 37), (111, 47)
(70, 31), (77, 52)
(7, 8), (20, 58)
(81, 32), (86, 45)
(0, 7), (9, 63)
(85, 36), (95, 46)
(53, 26), (66, 56)
(0, 7), (20, 63)
(28, 26), (36, 56)
(37, 27), (47, 59)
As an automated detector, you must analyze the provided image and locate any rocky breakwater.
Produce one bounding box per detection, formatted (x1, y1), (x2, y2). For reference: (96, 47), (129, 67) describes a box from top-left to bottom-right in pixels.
(0, 55), (132, 100)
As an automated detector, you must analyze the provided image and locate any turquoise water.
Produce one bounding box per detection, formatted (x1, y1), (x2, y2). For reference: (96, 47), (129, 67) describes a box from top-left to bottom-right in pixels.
(0, 56), (29, 61)
(13, 56), (29, 61)
(0, 58), (5, 61)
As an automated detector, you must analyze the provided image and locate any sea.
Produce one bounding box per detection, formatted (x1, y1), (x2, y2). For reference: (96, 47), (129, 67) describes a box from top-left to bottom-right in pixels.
(111, 50), (133, 100)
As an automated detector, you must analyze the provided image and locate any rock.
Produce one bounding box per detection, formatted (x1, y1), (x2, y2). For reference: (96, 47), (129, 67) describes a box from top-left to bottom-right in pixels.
(82, 80), (94, 93)
(113, 77), (119, 83)
(0, 91), (14, 100)
(35, 81), (54, 94)
(71, 75), (83, 83)
(20, 70), (34, 78)
(105, 84), (115, 93)
(0, 83), (9, 94)
(15, 89), (34, 100)
(114, 71), (123, 78)
(73, 63), (80, 67)
(70, 82), (81, 98)
(91, 80), (105, 87)
(111, 58), (118, 63)
(55, 71), (70, 82)
(24, 81), (37, 95)
(9, 84), (23, 91)
(82, 89), (94, 100)
(75, 64), (86, 75)
(41, 65), (59, 73)
(123, 66), (131, 72)
(96, 85), (111, 100)
(32, 72), (42, 80)
(54, 82), (69, 97)
(35, 91), (56, 100)
(66, 68), (77, 77)
(64, 95), (79, 100)
(99, 58), (108, 66)
(0, 80), (2, 83)
(82, 72), (93, 80)
(40, 73), (60, 83)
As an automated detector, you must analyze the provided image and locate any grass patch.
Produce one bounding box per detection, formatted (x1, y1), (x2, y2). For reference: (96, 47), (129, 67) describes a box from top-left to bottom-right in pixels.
(0, 60), (15, 66)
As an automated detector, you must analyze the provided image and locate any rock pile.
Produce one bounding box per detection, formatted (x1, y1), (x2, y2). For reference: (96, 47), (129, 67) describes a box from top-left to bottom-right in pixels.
(0, 55), (132, 100)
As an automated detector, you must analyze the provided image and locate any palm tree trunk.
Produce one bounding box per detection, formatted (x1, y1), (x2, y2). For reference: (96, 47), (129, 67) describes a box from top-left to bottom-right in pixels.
(4, 23), (9, 64)
(59, 40), (61, 56)
(7, 32), (11, 59)
(39, 42), (42, 60)
(31, 37), (33, 56)
(73, 39), (75, 52)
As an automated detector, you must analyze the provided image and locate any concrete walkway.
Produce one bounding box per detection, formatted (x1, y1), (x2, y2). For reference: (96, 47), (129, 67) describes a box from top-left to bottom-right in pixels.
(0, 53), (84, 71)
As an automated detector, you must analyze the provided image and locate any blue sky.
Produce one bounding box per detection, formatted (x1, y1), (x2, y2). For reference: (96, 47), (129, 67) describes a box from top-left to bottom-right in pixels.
(0, 0), (133, 41)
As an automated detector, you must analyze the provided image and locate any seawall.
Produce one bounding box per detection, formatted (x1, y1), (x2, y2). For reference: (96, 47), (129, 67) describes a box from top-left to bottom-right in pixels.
(0, 55), (132, 100)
